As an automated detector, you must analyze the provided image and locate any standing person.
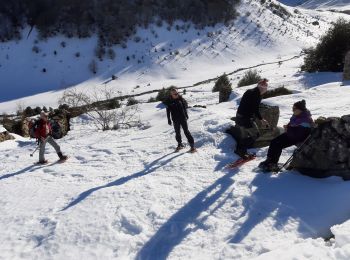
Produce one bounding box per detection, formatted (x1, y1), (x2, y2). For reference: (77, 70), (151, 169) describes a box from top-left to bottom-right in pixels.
(258, 100), (313, 171)
(235, 78), (270, 159)
(165, 87), (196, 153)
(35, 111), (68, 164)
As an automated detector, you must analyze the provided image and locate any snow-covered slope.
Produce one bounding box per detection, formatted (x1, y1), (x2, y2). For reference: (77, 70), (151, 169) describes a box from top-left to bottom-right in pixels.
(1, 53), (350, 259)
(0, 0), (348, 111)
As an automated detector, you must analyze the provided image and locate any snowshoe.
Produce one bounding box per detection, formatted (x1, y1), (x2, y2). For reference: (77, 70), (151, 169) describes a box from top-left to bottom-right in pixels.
(36, 160), (49, 165)
(226, 154), (256, 169)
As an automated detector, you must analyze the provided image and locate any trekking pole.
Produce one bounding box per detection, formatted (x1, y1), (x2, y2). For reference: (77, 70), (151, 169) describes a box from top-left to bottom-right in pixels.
(278, 133), (314, 172)
(30, 145), (39, 157)
(30, 137), (46, 157)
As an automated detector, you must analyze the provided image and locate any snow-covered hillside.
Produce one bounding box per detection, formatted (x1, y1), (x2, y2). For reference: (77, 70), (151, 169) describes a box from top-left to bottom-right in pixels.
(0, 0), (348, 111)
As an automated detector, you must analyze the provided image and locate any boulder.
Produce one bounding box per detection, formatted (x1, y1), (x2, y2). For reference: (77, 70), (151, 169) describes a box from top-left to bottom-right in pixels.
(226, 103), (282, 148)
(254, 103), (282, 148)
(290, 115), (350, 180)
(0, 131), (15, 142)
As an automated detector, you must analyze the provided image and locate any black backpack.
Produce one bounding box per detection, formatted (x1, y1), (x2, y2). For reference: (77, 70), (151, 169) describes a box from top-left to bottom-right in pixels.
(50, 119), (63, 139)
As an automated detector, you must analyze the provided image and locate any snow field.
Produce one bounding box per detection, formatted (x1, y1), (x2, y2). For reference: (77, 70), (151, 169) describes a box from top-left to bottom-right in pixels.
(1, 76), (350, 259)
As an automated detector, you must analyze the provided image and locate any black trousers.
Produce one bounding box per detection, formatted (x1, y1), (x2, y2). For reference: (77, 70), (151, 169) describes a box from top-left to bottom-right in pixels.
(267, 133), (296, 163)
(173, 119), (194, 146)
(235, 116), (259, 153)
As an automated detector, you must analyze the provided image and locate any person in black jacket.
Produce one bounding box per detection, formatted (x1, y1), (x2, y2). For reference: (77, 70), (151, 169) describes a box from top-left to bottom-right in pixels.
(165, 87), (196, 152)
(235, 79), (269, 159)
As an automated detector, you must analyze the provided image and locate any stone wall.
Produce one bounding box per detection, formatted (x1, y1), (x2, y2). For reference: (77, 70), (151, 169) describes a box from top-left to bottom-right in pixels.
(344, 51), (350, 81)
(290, 115), (350, 179)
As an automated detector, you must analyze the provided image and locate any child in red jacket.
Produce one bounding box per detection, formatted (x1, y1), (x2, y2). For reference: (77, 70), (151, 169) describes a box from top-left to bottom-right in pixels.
(35, 112), (67, 164)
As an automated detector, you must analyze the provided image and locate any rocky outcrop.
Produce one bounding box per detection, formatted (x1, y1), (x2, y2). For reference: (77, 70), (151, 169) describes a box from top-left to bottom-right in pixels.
(226, 103), (282, 148)
(0, 131), (15, 142)
(344, 51), (350, 81)
(290, 115), (350, 180)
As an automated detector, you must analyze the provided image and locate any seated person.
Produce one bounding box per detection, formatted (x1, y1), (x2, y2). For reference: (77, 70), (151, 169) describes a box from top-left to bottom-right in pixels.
(259, 100), (313, 171)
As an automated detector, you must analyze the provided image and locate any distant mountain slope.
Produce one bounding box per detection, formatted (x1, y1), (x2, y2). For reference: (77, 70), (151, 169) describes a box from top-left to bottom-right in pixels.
(302, 0), (350, 9)
(279, 0), (350, 9)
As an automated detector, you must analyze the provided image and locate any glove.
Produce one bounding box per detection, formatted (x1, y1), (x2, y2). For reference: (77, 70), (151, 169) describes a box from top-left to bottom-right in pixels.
(168, 120), (172, 126)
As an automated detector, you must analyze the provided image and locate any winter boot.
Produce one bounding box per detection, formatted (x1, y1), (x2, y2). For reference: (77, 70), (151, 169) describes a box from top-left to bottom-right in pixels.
(37, 160), (48, 165)
(175, 143), (185, 152)
(259, 159), (279, 172)
(58, 152), (68, 161)
(235, 148), (252, 160)
(258, 158), (271, 169)
(189, 146), (197, 153)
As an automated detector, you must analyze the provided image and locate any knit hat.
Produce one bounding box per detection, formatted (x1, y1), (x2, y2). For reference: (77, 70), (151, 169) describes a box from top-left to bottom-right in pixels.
(293, 99), (307, 111)
(257, 78), (268, 92)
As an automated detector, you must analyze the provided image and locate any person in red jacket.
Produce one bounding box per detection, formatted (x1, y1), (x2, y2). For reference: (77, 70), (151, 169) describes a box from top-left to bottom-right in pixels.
(35, 111), (67, 164)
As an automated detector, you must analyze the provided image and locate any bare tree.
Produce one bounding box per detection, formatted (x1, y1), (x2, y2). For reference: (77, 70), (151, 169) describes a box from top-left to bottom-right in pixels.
(59, 87), (140, 131)
(16, 101), (26, 116)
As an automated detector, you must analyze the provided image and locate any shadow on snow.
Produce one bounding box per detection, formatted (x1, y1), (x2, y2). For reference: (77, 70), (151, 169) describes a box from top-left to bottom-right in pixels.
(61, 152), (183, 211)
(136, 168), (238, 260)
(0, 164), (41, 180)
(229, 171), (350, 243)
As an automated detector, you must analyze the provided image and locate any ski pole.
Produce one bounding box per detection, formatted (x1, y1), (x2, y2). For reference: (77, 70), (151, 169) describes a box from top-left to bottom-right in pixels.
(278, 133), (314, 172)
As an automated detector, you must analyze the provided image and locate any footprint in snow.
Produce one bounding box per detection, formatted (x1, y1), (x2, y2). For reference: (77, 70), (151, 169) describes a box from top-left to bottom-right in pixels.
(113, 216), (142, 236)
(31, 217), (57, 248)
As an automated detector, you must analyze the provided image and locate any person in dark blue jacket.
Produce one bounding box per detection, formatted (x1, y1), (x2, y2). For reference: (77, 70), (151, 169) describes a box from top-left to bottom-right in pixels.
(259, 100), (314, 171)
(165, 87), (196, 152)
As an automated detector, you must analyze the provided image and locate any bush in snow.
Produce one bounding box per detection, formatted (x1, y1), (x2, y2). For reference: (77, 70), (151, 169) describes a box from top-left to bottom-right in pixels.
(107, 49), (116, 60)
(95, 45), (106, 60)
(156, 87), (173, 103)
(32, 46), (40, 53)
(237, 69), (262, 87)
(34, 107), (42, 115)
(302, 19), (350, 72)
(148, 97), (157, 103)
(262, 86), (293, 99)
(126, 97), (138, 106)
(212, 74), (232, 103)
(212, 74), (231, 92)
(24, 106), (35, 117)
(89, 60), (98, 74)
